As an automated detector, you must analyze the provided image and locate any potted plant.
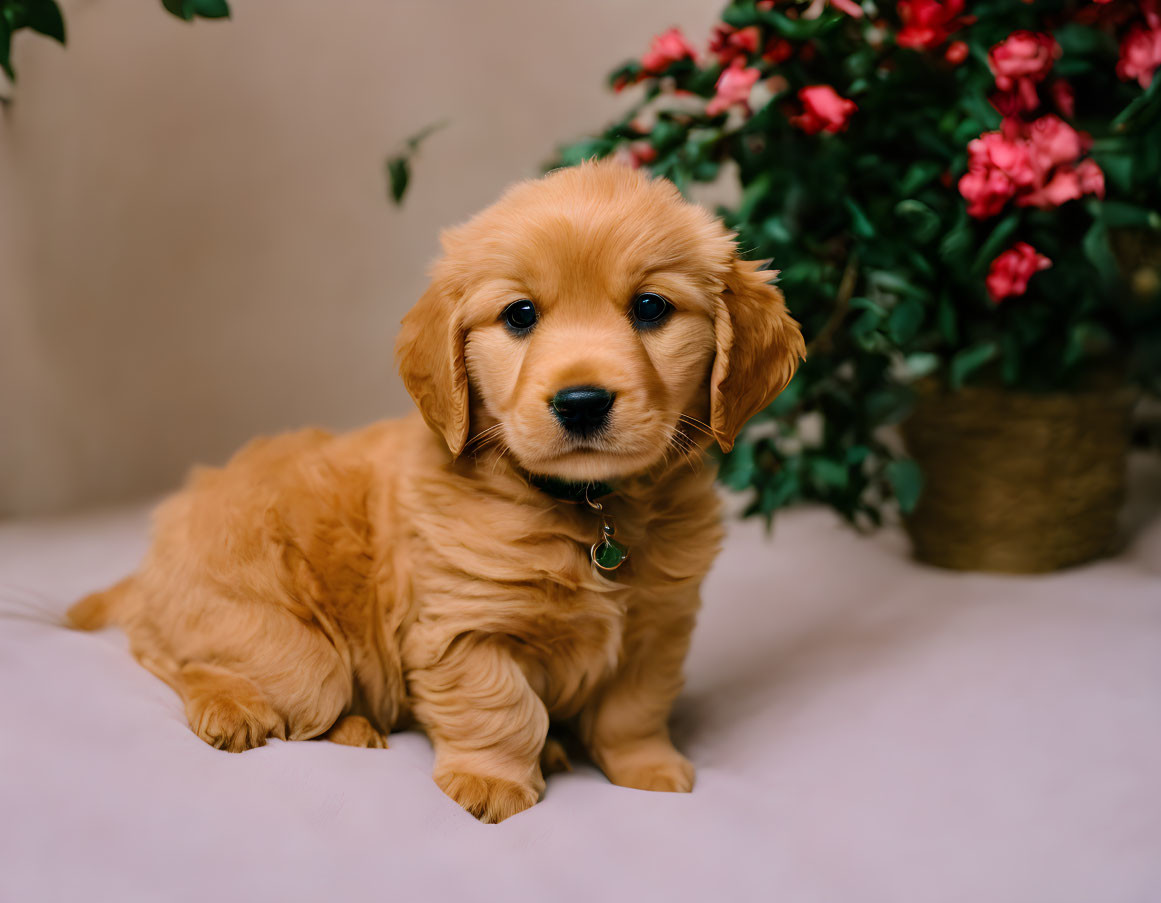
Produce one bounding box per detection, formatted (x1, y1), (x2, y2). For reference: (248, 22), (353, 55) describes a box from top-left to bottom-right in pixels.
(556, 0), (1161, 572)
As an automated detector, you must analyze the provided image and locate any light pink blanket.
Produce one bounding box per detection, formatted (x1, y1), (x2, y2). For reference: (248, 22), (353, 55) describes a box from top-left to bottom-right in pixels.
(2, 461), (1159, 902)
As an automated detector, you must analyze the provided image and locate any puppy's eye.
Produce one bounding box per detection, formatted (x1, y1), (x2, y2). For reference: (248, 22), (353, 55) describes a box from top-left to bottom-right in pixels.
(631, 292), (672, 328)
(502, 299), (538, 334)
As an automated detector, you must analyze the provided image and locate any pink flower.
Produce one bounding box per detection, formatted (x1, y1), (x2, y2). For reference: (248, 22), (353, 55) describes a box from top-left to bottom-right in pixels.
(709, 24), (761, 66)
(640, 27), (699, 75)
(959, 167), (1018, 219)
(1117, 21), (1161, 88)
(789, 85), (858, 134)
(958, 115), (1103, 218)
(989, 31), (1059, 113)
(706, 62), (762, 116)
(896, 0), (969, 51)
(989, 32), (1058, 85)
(1075, 157), (1106, 196)
(1025, 115), (1088, 171)
(986, 242), (1052, 302)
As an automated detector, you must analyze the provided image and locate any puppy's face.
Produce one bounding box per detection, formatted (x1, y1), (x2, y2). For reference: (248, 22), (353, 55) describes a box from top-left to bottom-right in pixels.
(397, 162), (804, 482)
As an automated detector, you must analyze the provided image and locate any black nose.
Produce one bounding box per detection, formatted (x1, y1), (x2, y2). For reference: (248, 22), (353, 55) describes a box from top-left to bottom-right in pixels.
(550, 385), (615, 437)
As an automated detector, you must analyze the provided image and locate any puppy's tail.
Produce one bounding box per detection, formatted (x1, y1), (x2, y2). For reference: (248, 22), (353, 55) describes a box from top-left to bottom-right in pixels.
(66, 576), (135, 630)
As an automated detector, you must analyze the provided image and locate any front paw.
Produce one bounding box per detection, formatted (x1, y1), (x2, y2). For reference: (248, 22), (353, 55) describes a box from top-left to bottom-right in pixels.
(435, 771), (540, 824)
(597, 740), (695, 793)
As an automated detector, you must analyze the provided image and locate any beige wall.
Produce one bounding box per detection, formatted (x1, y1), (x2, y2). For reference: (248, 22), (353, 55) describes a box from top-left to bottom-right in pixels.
(0, 0), (719, 516)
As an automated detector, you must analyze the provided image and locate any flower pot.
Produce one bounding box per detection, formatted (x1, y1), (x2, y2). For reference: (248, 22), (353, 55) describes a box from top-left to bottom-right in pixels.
(901, 384), (1135, 573)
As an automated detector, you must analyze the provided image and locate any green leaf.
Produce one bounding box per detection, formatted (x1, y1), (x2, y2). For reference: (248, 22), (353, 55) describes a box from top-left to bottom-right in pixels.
(386, 156), (409, 205)
(949, 341), (999, 389)
(809, 457), (849, 491)
(26, 0), (66, 43)
(1096, 200), (1161, 230)
(845, 197), (875, 239)
(895, 199), (941, 243)
(162, 0), (194, 20)
(758, 469), (800, 512)
(888, 297), (924, 344)
(850, 309), (882, 341)
(1082, 219), (1119, 284)
(973, 213), (1020, 273)
(1, 17), (13, 81)
(719, 442), (756, 491)
(939, 216), (974, 266)
(900, 161), (944, 198)
(191, 0), (230, 18)
(1113, 71), (1161, 128)
(849, 296), (886, 316)
(886, 458), (924, 514)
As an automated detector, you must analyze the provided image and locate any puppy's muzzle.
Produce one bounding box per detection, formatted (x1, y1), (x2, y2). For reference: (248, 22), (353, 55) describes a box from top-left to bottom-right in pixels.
(550, 385), (615, 438)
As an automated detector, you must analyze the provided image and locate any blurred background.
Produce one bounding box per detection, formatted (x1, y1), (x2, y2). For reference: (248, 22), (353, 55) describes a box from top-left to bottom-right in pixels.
(0, 0), (720, 517)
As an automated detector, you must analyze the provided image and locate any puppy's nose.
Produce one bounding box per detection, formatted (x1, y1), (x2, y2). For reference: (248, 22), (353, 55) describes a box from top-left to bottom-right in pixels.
(550, 385), (615, 437)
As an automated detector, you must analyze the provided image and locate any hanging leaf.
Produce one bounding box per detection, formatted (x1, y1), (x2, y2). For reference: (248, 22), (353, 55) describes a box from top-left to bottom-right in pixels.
(949, 341), (999, 389)
(384, 120), (448, 206)
(888, 297), (925, 343)
(26, 0), (65, 43)
(386, 157), (409, 205)
(886, 458), (924, 514)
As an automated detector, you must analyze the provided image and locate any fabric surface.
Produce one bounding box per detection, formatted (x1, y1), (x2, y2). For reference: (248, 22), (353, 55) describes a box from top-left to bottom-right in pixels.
(2, 459), (1159, 903)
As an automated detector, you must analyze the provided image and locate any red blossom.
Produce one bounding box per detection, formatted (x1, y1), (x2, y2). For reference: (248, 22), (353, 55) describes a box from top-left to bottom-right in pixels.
(789, 85), (858, 134)
(945, 40), (969, 65)
(986, 243), (1052, 302)
(988, 31), (1060, 114)
(613, 141), (659, 169)
(706, 61), (762, 116)
(709, 24), (761, 66)
(763, 37), (795, 64)
(640, 27), (699, 75)
(896, 0), (970, 51)
(1117, 19), (1161, 88)
(958, 115), (1104, 218)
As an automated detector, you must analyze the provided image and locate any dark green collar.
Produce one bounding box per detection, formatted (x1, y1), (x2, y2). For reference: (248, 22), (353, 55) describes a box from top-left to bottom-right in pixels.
(527, 475), (615, 504)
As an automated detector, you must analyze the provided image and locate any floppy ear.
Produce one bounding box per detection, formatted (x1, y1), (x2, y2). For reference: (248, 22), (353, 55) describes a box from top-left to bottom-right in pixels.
(710, 258), (806, 452)
(395, 276), (470, 456)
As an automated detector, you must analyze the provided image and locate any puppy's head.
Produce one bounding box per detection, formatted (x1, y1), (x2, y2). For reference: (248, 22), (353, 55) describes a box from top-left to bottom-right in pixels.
(396, 161), (804, 482)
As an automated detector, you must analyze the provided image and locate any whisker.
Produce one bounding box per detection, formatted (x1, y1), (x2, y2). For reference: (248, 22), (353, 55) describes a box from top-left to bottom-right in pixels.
(466, 423), (505, 451)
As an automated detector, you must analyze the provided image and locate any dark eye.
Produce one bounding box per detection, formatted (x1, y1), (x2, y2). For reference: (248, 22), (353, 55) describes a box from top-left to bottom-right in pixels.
(631, 292), (672, 328)
(502, 299), (538, 334)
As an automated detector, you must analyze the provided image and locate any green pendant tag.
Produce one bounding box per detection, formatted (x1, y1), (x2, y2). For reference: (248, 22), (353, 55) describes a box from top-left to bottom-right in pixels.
(592, 536), (629, 571)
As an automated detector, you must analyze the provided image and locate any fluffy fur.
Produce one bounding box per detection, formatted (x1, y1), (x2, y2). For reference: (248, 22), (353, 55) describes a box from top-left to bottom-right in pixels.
(69, 161), (804, 823)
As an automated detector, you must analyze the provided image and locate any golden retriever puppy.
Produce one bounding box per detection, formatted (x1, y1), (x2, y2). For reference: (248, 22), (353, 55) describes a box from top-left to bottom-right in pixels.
(69, 160), (804, 823)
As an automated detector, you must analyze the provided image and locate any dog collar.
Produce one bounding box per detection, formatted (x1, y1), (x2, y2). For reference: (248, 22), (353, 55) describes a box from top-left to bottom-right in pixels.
(526, 476), (628, 572)
(527, 475), (615, 503)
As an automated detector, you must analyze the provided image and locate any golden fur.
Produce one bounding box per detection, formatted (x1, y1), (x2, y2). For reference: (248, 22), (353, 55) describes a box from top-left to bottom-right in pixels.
(69, 161), (804, 823)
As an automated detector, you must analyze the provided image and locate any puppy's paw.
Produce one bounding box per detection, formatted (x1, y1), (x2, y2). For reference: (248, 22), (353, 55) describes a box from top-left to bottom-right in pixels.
(181, 664), (283, 753)
(188, 693), (280, 753)
(435, 771), (539, 824)
(323, 715), (389, 749)
(540, 737), (572, 776)
(598, 741), (695, 793)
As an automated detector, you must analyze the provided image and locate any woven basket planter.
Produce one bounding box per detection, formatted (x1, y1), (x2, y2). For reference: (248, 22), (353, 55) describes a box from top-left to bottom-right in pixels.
(901, 384), (1135, 573)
